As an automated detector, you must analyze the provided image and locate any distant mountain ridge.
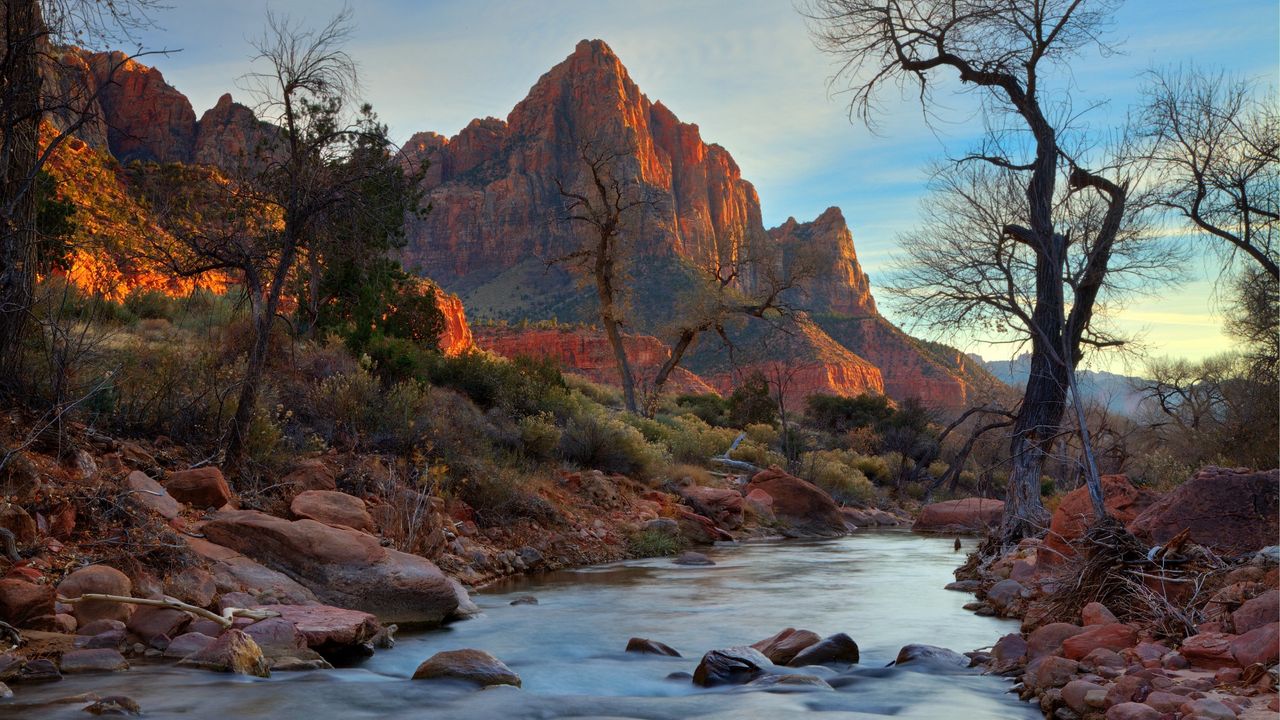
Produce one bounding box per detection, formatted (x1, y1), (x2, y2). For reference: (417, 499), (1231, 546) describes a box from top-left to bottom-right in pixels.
(980, 354), (1147, 416)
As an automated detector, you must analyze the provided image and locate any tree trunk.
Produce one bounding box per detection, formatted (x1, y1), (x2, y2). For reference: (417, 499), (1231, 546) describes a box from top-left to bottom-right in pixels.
(224, 243), (297, 479)
(0, 0), (43, 385)
(595, 235), (637, 413)
(1001, 325), (1066, 542)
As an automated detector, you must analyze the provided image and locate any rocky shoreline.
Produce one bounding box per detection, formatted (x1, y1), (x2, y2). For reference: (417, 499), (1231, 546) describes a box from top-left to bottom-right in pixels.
(937, 470), (1279, 720)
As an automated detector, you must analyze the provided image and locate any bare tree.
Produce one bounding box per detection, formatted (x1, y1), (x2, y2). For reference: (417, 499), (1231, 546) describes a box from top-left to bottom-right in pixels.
(0, 0), (161, 388)
(136, 10), (411, 478)
(1138, 67), (1278, 280)
(552, 141), (657, 414)
(805, 0), (1179, 541)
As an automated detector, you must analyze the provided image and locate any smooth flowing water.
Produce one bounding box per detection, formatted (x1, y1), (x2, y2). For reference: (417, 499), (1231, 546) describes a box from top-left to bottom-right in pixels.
(7, 531), (1038, 719)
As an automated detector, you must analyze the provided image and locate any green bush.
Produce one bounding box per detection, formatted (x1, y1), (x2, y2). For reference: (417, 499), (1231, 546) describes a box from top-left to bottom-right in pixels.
(660, 414), (739, 464)
(518, 413), (562, 460)
(727, 372), (777, 427)
(559, 408), (668, 478)
(627, 528), (686, 557)
(425, 350), (568, 417)
(675, 393), (729, 426)
(807, 393), (894, 434)
(805, 449), (877, 504)
(852, 454), (892, 483)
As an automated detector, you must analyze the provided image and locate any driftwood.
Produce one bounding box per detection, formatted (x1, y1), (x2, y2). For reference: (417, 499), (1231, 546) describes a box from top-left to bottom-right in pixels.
(57, 593), (279, 629)
(708, 432), (762, 475)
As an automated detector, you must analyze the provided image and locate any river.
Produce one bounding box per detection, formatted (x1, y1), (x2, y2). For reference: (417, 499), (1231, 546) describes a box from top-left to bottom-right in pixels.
(6, 530), (1038, 719)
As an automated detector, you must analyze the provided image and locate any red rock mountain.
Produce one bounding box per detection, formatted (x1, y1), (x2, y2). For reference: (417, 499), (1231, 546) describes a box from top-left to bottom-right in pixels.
(400, 40), (989, 408)
(44, 41), (994, 408)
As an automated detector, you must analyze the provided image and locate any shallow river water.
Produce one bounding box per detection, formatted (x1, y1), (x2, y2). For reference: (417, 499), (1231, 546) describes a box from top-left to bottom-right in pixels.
(7, 531), (1039, 719)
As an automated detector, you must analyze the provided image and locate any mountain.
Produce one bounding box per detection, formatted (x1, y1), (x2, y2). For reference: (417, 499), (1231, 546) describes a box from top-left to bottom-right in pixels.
(399, 39), (994, 408)
(43, 40), (999, 408)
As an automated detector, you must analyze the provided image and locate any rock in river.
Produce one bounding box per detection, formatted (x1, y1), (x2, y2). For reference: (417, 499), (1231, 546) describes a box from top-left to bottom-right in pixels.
(692, 646), (773, 687)
(412, 649), (521, 687)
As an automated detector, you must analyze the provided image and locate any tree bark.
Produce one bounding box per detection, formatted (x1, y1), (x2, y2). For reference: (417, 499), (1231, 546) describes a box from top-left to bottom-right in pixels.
(595, 235), (637, 414)
(0, 0), (43, 385)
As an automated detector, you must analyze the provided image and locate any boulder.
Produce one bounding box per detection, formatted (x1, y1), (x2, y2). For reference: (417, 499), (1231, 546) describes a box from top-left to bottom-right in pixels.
(56, 565), (132, 624)
(1081, 601), (1119, 626)
(281, 459), (337, 492)
(0, 579), (54, 629)
(1232, 589), (1278, 634)
(894, 644), (969, 669)
(743, 489), (774, 522)
(164, 567), (216, 608)
(1178, 698), (1238, 720)
(201, 510), (459, 625)
(676, 486), (743, 530)
(1105, 702), (1161, 720)
(1061, 623), (1138, 660)
(1061, 679), (1107, 714)
(412, 649), (520, 687)
(985, 579), (1027, 614)
(162, 632), (216, 659)
(625, 637), (681, 657)
(671, 507), (732, 544)
(125, 605), (191, 645)
(789, 633), (859, 667)
(912, 498), (1004, 533)
(250, 604), (380, 654)
(1179, 631), (1238, 669)
(1040, 475), (1156, 563)
(59, 648), (128, 673)
(751, 628), (820, 665)
(289, 490), (374, 532)
(1230, 622), (1278, 667)
(1026, 622), (1085, 660)
(163, 467), (233, 509)
(241, 618), (331, 670)
(185, 536), (317, 604)
(1128, 466), (1279, 556)
(1024, 655), (1079, 690)
(744, 468), (846, 538)
(124, 471), (181, 520)
(76, 618), (125, 637)
(692, 646), (772, 687)
(177, 628), (269, 677)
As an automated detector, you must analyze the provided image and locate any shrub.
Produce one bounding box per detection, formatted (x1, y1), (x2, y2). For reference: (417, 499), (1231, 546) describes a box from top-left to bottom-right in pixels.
(675, 393), (729, 426)
(425, 350), (568, 417)
(728, 439), (771, 467)
(805, 450), (877, 505)
(461, 466), (562, 528)
(852, 454), (892, 483)
(627, 528), (686, 557)
(518, 413), (562, 460)
(564, 373), (622, 407)
(124, 288), (180, 321)
(559, 408), (667, 478)
(660, 414), (739, 464)
(727, 372), (777, 427)
(744, 423), (779, 446)
(668, 463), (714, 486)
(807, 393), (894, 434)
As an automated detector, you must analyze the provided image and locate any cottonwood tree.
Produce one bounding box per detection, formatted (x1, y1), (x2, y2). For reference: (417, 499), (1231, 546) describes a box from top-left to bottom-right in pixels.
(0, 0), (161, 389)
(806, 0), (1179, 541)
(138, 10), (414, 477)
(1137, 68), (1279, 381)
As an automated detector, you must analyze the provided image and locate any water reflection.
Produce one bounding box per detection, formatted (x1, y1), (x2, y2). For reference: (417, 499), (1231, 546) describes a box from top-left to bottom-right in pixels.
(4, 531), (1038, 719)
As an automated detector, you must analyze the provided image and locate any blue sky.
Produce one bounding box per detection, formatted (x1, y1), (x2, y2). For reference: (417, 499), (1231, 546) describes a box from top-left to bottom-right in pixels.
(125, 1), (1278, 370)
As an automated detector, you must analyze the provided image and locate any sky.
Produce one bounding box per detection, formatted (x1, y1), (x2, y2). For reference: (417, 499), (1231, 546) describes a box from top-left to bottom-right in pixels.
(121, 0), (1278, 372)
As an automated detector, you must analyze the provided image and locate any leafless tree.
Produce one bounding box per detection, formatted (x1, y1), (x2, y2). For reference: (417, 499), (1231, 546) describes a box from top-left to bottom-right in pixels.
(1137, 67), (1278, 280)
(552, 141), (657, 413)
(805, 0), (1183, 542)
(0, 0), (162, 388)
(136, 10), (408, 478)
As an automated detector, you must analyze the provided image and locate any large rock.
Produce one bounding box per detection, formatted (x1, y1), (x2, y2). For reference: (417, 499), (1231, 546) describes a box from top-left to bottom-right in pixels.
(240, 618), (331, 670)
(1060, 623), (1138, 660)
(124, 471), (181, 520)
(1230, 622), (1279, 667)
(0, 502), (37, 543)
(126, 605), (191, 645)
(177, 628), (269, 677)
(250, 604), (380, 653)
(412, 649), (520, 687)
(625, 637), (681, 657)
(201, 510), (459, 625)
(0, 579), (54, 629)
(1232, 589), (1279, 634)
(789, 633), (859, 667)
(751, 628), (820, 665)
(280, 459), (337, 493)
(84, 50), (197, 163)
(894, 644), (969, 669)
(1128, 466), (1279, 556)
(744, 468), (846, 538)
(56, 565), (132, 625)
(676, 486), (743, 530)
(163, 467), (233, 509)
(692, 646), (772, 687)
(59, 648), (128, 674)
(184, 536), (317, 603)
(289, 490), (374, 532)
(1041, 475), (1157, 563)
(913, 498), (1004, 533)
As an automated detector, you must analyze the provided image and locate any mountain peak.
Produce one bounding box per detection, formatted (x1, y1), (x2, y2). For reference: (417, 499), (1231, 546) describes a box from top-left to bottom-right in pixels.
(572, 38), (617, 59)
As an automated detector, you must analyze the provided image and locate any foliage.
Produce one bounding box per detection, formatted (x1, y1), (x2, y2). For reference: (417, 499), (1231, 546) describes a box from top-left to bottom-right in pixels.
(425, 351), (568, 418)
(804, 449), (878, 504)
(518, 412), (562, 460)
(627, 528), (686, 557)
(806, 393), (895, 435)
(726, 372), (777, 427)
(674, 393), (730, 426)
(558, 407), (668, 478)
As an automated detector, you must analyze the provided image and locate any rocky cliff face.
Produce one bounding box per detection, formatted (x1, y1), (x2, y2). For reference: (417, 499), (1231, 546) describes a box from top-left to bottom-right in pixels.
(435, 289), (474, 356)
(399, 39), (764, 285)
(768, 207), (876, 317)
(84, 51), (198, 164)
(474, 326), (717, 396)
(193, 93), (278, 172)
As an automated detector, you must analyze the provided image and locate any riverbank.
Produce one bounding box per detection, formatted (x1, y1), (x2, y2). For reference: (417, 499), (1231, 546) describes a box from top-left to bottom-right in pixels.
(944, 472), (1279, 720)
